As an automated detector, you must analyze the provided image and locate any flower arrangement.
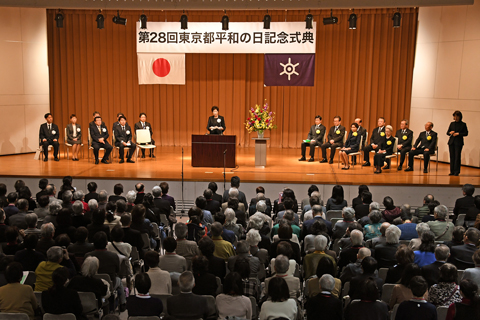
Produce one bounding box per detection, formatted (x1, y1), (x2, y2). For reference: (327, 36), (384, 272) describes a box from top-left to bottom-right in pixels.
(245, 100), (277, 136)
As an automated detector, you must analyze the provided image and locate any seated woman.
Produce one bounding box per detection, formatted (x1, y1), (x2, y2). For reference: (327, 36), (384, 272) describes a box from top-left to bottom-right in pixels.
(0, 262), (37, 319)
(216, 272), (252, 320)
(339, 122), (361, 170)
(385, 244), (414, 285)
(35, 246), (75, 292)
(428, 263), (462, 307)
(126, 273), (163, 317)
(207, 106), (226, 135)
(87, 209), (111, 242)
(389, 263), (423, 309)
(2, 226), (24, 255)
(345, 278), (389, 320)
(364, 210), (383, 240)
(414, 231), (436, 267)
(446, 279), (480, 320)
(191, 255), (218, 296)
(66, 114), (82, 161)
(374, 125), (396, 174)
(259, 277), (297, 320)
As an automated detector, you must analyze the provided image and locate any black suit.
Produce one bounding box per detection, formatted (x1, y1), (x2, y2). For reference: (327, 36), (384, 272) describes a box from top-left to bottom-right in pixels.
(167, 293), (210, 320)
(447, 121), (468, 175)
(39, 122), (60, 159)
(89, 122), (113, 161)
(407, 130), (438, 170)
(363, 126), (386, 162)
(421, 261), (445, 287)
(448, 243), (477, 270)
(154, 197), (172, 219)
(305, 292), (343, 320)
(301, 124), (326, 158)
(122, 227), (144, 258)
(207, 115), (226, 134)
(113, 124), (136, 160)
(134, 121), (155, 156)
(212, 192), (223, 204)
(349, 273), (384, 300)
(454, 195), (475, 218)
(373, 136), (395, 167)
(395, 128), (413, 167)
(374, 243), (399, 269)
(222, 189), (248, 209)
(321, 125), (346, 161)
(352, 126), (367, 164)
(205, 199), (221, 215)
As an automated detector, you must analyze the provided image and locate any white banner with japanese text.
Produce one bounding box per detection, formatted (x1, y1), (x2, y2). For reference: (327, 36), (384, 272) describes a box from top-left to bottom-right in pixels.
(136, 22), (316, 54)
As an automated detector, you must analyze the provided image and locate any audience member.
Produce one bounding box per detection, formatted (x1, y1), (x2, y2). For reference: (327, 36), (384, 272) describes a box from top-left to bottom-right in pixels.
(462, 249), (480, 288)
(354, 191), (373, 220)
(414, 231), (437, 267)
(14, 234), (46, 271)
(397, 207), (418, 240)
(234, 257), (260, 300)
(127, 273), (163, 317)
(332, 207), (355, 241)
(422, 200), (440, 223)
(264, 255), (300, 299)
(87, 209), (111, 242)
(338, 229), (364, 271)
(222, 176), (248, 209)
(466, 195), (480, 225)
(389, 263), (423, 308)
(224, 208), (244, 239)
(375, 225), (401, 269)
(453, 184), (475, 219)
(395, 276), (437, 320)
(306, 256), (341, 298)
(211, 222), (235, 261)
(349, 256), (384, 300)
(305, 274), (343, 320)
(120, 214), (144, 258)
(448, 227), (479, 270)
(340, 247), (372, 284)
(143, 251), (171, 295)
(35, 246), (75, 292)
(249, 187), (272, 217)
(216, 272), (252, 320)
(2, 227), (24, 255)
(246, 229), (269, 268)
(68, 256), (108, 307)
(259, 277), (298, 320)
(36, 223), (56, 255)
(84, 182), (98, 203)
(198, 236), (226, 281)
(385, 244), (414, 284)
(159, 237), (187, 273)
(55, 208), (77, 242)
(174, 222), (200, 269)
(106, 225), (132, 258)
(270, 224), (301, 264)
(303, 219), (330, 254)
(23, 214), (40, 239)
(67, 227), (95, 258)
(428, 263), (462, 307)
(0, 262), (37, 319)
(35, 178), (49, 200)
(446, 278), (480, 320)
(4, 192), (19, 219)
(370, 222), (391, 248)
(304, 235), (336, 279)
(409, 222), (430, 250)
(427, 205), (455, 241)
(167, 271), (210, 320)
(345, 277), (389, 320)
(422, 244), (451, 287)
(228, 240), (264, 280)
(204, 189), (221, 216)
(34, 195), (50, 220)
(445, 226), (465, 249)
(8, 198), (28, 229)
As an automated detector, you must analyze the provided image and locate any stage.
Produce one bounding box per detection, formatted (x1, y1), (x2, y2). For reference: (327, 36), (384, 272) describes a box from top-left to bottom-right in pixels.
(0, 146), (478, 187)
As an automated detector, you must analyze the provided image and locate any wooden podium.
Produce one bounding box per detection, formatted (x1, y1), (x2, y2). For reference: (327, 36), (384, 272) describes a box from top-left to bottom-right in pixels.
(191, 135), (236, 168)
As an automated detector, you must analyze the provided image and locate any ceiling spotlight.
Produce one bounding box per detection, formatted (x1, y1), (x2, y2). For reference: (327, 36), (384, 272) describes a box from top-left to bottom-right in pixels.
(305, 13), (313, 29)
(96, 13), (104, 29)
(140, 14), (147, 29)
(393, 12), (401, 28)
(113, 10), (127, 26)
(55, 12), (64, 28)
(263, 13), (271, 29)
(222, 12), (229, 31)
(348, 13), (357, 29)
(323, 9), (338, 25)
(180, 14), (188, 30)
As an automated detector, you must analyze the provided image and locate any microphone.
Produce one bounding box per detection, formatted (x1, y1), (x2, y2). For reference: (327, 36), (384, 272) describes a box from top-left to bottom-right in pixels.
(224, 149), (227, 154)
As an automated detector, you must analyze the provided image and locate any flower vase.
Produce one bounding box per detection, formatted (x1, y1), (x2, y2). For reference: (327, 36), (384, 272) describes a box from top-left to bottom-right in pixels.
(257, 131), (264, 138)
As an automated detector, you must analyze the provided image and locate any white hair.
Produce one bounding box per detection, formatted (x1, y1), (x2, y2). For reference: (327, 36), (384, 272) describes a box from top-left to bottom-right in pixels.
(224, 208), (236, 226)
(178, 271), (195, 292)
(369, 202), (380, 211)
(342, 207), (355, 221)
(126, 190), (136, 204)
(152, 186), (162, 198)
(256, 200), (267, 213)
(434, 205), (449, 219)
(314, 235), (328, 251)
(72, 200), (84, 215)
(248, 213), (265, 230)
(49, 200), (62, 215)
(350, 229), (363, 246)
(228, 188), (239, 198)
(88, 199), (98, 210)
(416, 222), (430, 237)
(81, 256), (99, 277)
(319, 274), (335, 292)
(385, 225), (401, 244)
(246, 229), (262, 246)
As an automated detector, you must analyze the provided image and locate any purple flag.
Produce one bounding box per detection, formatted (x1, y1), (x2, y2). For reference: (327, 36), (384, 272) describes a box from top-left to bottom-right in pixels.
(264, 54), (315, 87)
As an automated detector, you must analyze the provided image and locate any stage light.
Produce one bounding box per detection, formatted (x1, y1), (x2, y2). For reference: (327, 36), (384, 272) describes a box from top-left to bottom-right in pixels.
(305, 13), (313, 29)
(263, 13), (271, 29)
(96, 13), (104, 29)
(55, 12), (64, 28)
(140, 14), (147, 29)
(348, 13), (357, 29)
(323, 9), (338, 25)
(393, 12), (401, 28)
(222, 12), (229, 31)
(113, 10), (127, 26)
(180, 14), (188, 30)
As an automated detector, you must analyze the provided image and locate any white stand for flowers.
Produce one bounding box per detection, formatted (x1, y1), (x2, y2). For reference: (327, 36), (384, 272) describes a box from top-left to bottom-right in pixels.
(252, 137), (269, 168)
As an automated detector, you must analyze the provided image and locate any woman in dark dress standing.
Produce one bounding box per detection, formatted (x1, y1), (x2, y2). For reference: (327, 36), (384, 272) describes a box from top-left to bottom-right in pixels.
(339, 122), (362, 170)
(207, 106), (226, 135)
(374, 125), (396, 174)
(447, 110), (468, 176)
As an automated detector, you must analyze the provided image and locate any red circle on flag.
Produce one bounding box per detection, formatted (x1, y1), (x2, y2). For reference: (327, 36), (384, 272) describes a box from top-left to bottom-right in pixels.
(152, 58), (171, 77)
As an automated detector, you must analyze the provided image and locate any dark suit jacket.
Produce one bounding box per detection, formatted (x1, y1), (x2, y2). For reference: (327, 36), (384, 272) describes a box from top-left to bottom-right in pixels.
(395, 128), (413, 148)
(421, 261), (445, 287)
(108, 195), (127, 203)
(326, 125), (346, 146)
(305, 292), (343, 320)
(306, 124), (326, 144)
(447, 121), (468, 146)
(154, 197), (171, 217)
(376, 136), (395, 156)
(89, 122), (110, 144)
(135, 192), (145, 205)
(205, 199), (221, 215)
(357, 126), (367, 148)
(134, 121), (154, 138)
(207, 115), (226, 134)
(354, 204), (370, 220)
(338, 246), (364, 271)
(301, 216), (332, 240)
(454, 195), (475, 216)
(84, 192), (98, 203)
(344, 131), (362, 151)
(369, 126), (386, 145)
(206, 255), (226, 282)
(249, 197), (272, 217)
(122, 227), (144, 257)
(167, 293), (210, 320)
(332, 220), (353, 240)
(448, 243), (477, 270)
(348, 273), (384, 300)
(39, 123), (60, 143)
(412, 131), (437, 151)
(212, 192), (223, 204)
(113, 123), (133, 146)
(352, 196), (363, 209)
(222, 189), (248, 209)
(66, 123), (82, 143)
(374, 243), (399, 269)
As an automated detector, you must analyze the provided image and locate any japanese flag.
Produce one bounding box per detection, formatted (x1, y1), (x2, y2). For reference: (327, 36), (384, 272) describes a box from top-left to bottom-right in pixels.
(137, 53), (185, 85)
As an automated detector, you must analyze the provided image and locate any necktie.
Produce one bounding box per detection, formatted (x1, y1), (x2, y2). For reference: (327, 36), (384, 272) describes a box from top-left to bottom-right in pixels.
(402, 130), (405, 134)
(48, 124), (51, 131)
(98, 126), (101, 134)
(378, 127), (381, 133)
(335, 126), (338, 132)
(142, 122), (146, 129)
(122, 126), (125, 131)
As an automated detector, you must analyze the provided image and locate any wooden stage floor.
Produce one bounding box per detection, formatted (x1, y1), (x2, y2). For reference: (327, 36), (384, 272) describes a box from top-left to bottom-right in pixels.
(0, 146), (478, 187)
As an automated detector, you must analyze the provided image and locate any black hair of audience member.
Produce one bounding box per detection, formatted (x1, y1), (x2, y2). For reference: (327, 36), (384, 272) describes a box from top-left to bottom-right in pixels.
(187, 207), (203, 225)
(361, 257), (378, 274)
(7, 192), (17, 204)
(163, 237), (177, 253)
(142, 193), (156, 210)
(60, 176), (73, 193)
(113, 184), (123, 196)
(233, 258), (250, 279)
(361, 191), (373, 204)
(159, 182), (169, 195)
(465, 228), (480, 244)
(192, 255), (209, 275)
(383, 196), (395, 210)
(459, 279), (480, 318)
(463, 184), (475, 197)
(87, 182), (97, 193)
(208, 182), (218, 193)
(203, 189), (213, 200)
(282, 188), (296, 201)
(49, 267), (69, 292)
(75, 227), (88, 243)
(223, 272), (243, 296)
(135, 183), (145, 192)
(256, 186), (266, 194)
(198, 237), (215, 258)
(116, 200), (127, 214)
(400, 209), (413, 222)
(211, 222), (223, 237)
(93, 231), (108, 250)
(215, 212), (226, 224)
(361, 277), (380, 301)
(18, 187), (32, 200)
(0, 184), (6, 197)
(419, 231), (436, 253)
(268, 277), (290, 302)
(38, 195), (50, 208)
(316, 256), (336, 278)
(14, 180), (25, 193)
(23, 234), (38, 250)
(134, 273), (152, 294)
(308, 185), (319, 197)
(39, 178), (49, 191)
(106, 200), (116, 212)
(474, 195), (480, 210)
(369, 212), (383, 224)
(409, 276), (428, 297)
(0, 256), (14, 274)
(400, 263), (422, 287)
(111, 225), (124, 242)
(144, 251), (160, 269)
(195, 196), (207, 210)
(358, 185), (369, 197)
(57, 209), (73, 226)
(55, 234), (71, 248)
(309, 196), (320, 207)
(120, 214), (131, 227)
(230, 176), (240, 188)
(331, 185), (344, 204)
(439, 263), (458, 283)
(277, 224), (293, 240)
(131, 204), (146, 224)
(428, 200), (441, 215)
(91, 209), (106, 225)
(311, 220), (328, 236)
(276, 241), (293, 259)
(395, 245), (414, 266)
(348, 221), (364, 233)
(5, 226), (19, 243)
(282, 198), (295, 210)
(227, 198), (239, 211)
(5, 262), (23, 283)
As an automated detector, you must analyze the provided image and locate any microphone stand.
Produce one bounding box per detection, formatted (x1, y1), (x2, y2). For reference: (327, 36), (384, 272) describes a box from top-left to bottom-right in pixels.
(181, 147), (185, 217)
(223, 149), (227, 191)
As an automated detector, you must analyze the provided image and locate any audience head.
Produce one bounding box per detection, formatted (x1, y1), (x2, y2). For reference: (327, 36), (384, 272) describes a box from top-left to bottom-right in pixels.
(248, 214), (264, 231)
(358, 185), (369, 197)
(131, 204), (146, 223)
(459, 279), (480, 318)
(41, 222), (55, 239)
(228, 188), (239, 199)
(309, 195), (320, 207)
(383, 196), (395, 210)
(50, 267), (69, 292)
(23, 234), (38, 250)
(400, 263), (422, 287)
(208, 182), (218, 193)
(5, 262), (23, 283)
(360, 277), (379, 301)
(319, 274), (335, 293)
(410, 276), (428, 298)
(452, 226), (466, 243)
(75, 227), (88, 243)
(357, 247), (371, 260)
(316, 256), (335, 278)
(38, 195), (49, 208)
(195, 196), (207, 210)
(278, 224), (293, 240)
(55, 234), (71, 248)
(419, 231), (436, 253)
(368, 210), (382, 224)
(87, 199), (98, 211)
(274, 254), (290, 274)
(211, 222), (223, 237)
(314, 235), (328, 252)
(87, 182), (97, 193)
(361, 191), (373, 204)
(462, 184), (475, 197)
(395, 245), (414, 266)
(126, 190), (136, 204)
(312, 205), (323, 217)
(400, 206), (412, 222)
(198, 237), (215, 257)
(386, 225), (401, 244)
(416, 222), (430, 238)
(361, 256), (377, 274)
(256, 200), (267, 213)
(435, 244), (451, 262)
(81, 256), (99, 277)
(144, 251), (160, 269)
(434, 205), (448, 220)
(192, 255), (209, 275)
(311, 219), (328, 236)
(439, 263), (458, 283)
(380, 222), (391, 236)
(246, 229), (261, 247)
(72, 200), (83, 215)
(331, 185), (344, 204)
(92, 231), (108, 250)
(174, 222), (188, 240)
(233, 258), (251, 279)
(159, 182), (169, 195)
(120, 214), (131, 227)
(235, 241), (249, 255)
(342, 207), (355, 221)
(215, 211), (227, 225)
(49, 200), (62, 216)
(308, 185), (319, 197)
(135, 183), (145, 193)
(223, 272), (243, 296)
(38, 178), (49, 190)
(47, 246), (64, 263)
(256, 193), (266, 202)
(282, 188), (296, 201)
(5, 227), (18, 243)
(276, 241), (293, 259)
(163, 237), (177, 253)
(73, 190), (84, 201)
(16, 198), (28, 212)
(116, 200), (126, 214)
(98, 190), (108, 203)
(45, 184), (55, 196)
(369, 202), (380, 212)
(203, 189), (213, 200)
(110, 225), (124, 242)
(465, 228), (480, 245)
(428, 200), (441, 216)
(187, 206), (203, 225)
(474, 195), (480, 210)
(350, 229), (363, 246)
(134, 273), (152, 295)
(91, 209), (106, 225)
(230, 176), (240, 188)
(268, 277), (290, 302)
(57, 208), (73, 226)
(25, 213), (38, 229)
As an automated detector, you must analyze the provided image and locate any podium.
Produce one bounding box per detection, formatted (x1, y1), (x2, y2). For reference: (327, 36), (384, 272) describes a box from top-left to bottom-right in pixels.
(191, 135), (236, 168)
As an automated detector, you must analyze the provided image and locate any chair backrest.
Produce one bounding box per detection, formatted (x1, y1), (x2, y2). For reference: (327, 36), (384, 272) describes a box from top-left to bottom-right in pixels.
(112, 130), (116, 144)
(378, 268), (389, 283)
(326, 210), (343, 221)
(437, 306), (449, 320)
(249, 296), (258, 320)
(392, 137), (398, 153)
(78, 291), (98, 315)
(150, 294), (172, 316)
(159, 214), (169, 226)
(88, 127), (91, 145)
(64, 128), (67, 144)
(391, 304), (400, 320)
(202, 295), (218, 319)
(342, 281), (350, 298)
(136, 129), (151, 144)
(457, 270), (464, 283)
(330, 217), (343, 225)
(399, 240), (410, 246)
(0, 313), (30, 320)
(215, 277), (222, 296)
(141, 233), (151, 251)
(151, 222), (160, 238)
(455, 214), (466, 227)
(44, 313), (76, 320)
(94, 273), (113, 289)
(381, 283), (396, 303)
(343, 130), (348, 143)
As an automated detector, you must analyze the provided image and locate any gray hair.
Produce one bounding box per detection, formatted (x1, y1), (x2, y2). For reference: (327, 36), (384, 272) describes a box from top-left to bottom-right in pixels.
(72, 200), (84, 215)
(98, 190), (108, 203)
(25, 213), (38, 228)
(81, 256), (99, 277)
(63, 190), (73, 202)
(435, 244), (450, 261)
(49, 200), (62, 215)
(256, 193), (266, 201)
(88, 199), (98, 210)
(41, 222), (55, 238)
(152, 186), (162, 198)
(73, 190), (84, 201)
(369, 202), (380, 211)
(416, 222), (430, 237)
(246, 229), (261, 246)
(386, 225), (401, 244)
(224, 208), (236, 225)
(310, 191), (321, 200)
(126, 191), (136, 204)
(319, 274), (335, 292)
(47, 246), (63, 262)
(274, 254), (289, 274)
(314, 235), (328, 251)
(174, 222), (188, 239)
(228, 188), (239, 198)
(434, 205), (449, 220)
(248, 213), (265, 230)
(350, 229), (363, 246)
(368, 210), (383, 224)
(401, 204), (411, 214)
(342, 207), (355, 221)
(236, 241), (249, 254)
(178, 271), (195, 292)
(256, 200), (267, 213)
(312, 205), (323, 216)
(385, 125), (393, 133)
(17, 198), (29, 211)
(358, 247), (371, 259)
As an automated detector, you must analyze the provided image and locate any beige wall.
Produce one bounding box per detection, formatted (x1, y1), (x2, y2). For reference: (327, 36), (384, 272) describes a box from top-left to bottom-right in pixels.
(0, 7), (49, 155)
(410, 2), (480, 167)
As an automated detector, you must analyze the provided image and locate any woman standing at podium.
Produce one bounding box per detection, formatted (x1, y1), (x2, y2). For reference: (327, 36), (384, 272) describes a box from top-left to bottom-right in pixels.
(207, 106), (226, 135)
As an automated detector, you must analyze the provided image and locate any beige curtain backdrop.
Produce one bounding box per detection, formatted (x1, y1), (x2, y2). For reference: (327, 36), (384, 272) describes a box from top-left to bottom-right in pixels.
(47, 8), (417, 147)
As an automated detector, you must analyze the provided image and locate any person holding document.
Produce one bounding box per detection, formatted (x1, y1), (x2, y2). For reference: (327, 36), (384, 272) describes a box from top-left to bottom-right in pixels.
(338, 123), (362, 170)
(299, 115), (325, 162)
(114, 116), (136, 164)
(207, 106), (226, 135)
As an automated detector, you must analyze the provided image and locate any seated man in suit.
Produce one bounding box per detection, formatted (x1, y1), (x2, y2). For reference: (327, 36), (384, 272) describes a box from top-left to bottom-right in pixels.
(248, 187), (272, 217)
(89, 111), (106, 128)
(348, 256), (384, 300)
(134, 112), (155, 158)
(263, 255), (300, 299)
(39, 113), (60, 162)
(89, 116), (113, 165)
(320, 116), (346, 164)
(404, 122), (437, 173)
(112, 112), (124, 132)
(362, 117), (386, 166)
(462, 249), (480, 288)
(421, 244), (450, 287)
(448, 227), (480, 270)
(299, 115), (326, 162)
(113, 115), (136, 164)
(222, 176), (248, 209)
(352, 118), (367, 165)
(167, 271), (210, 320)
(395, 119), (414, 170)
(305, 274), (343, 320)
